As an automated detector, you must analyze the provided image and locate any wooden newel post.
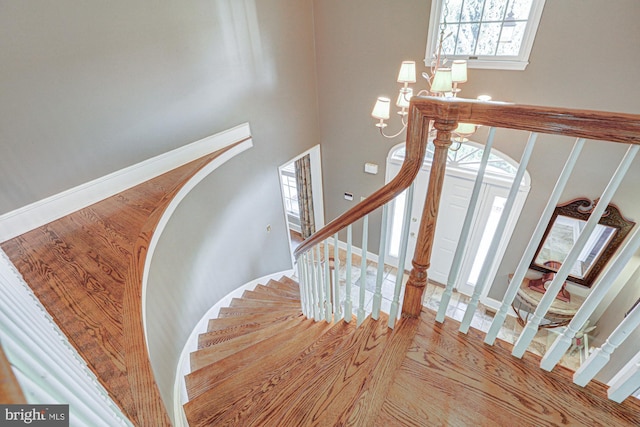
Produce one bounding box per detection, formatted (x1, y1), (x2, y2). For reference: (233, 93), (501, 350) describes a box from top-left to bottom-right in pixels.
(401, 117), (457, 318)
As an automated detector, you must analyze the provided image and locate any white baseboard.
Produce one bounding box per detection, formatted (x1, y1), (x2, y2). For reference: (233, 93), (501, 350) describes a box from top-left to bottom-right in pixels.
(0, 123), (252, 243)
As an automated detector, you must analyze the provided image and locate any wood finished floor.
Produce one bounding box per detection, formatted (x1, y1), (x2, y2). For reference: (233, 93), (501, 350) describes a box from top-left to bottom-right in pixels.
(0, 144), (239, 426)
(382, 308), (640, 427)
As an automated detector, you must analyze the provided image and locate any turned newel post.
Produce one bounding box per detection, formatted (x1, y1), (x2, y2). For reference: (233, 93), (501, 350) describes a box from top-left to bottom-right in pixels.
(401, 116), (457, 318)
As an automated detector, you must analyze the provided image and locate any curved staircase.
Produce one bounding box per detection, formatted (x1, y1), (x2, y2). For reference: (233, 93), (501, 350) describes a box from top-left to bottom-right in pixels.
(183, 276), (415, 426)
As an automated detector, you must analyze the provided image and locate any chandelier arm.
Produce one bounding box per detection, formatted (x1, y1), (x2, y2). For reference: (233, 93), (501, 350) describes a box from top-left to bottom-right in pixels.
(379, 123), (408, 139)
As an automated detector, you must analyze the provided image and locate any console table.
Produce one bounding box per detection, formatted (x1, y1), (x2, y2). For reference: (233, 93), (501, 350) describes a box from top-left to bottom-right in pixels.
(511, 275), (585, 328)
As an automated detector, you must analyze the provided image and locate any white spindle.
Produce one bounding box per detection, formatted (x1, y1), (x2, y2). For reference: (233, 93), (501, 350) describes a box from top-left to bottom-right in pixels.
(333, 232), (342, 321)
(345, 225), (353, 323)
(297, 258), (307, 317)
(485, 138), (585, 345)
(541, 227), (640, 370)
(312, 246), (323, 321)
(306, 253), (318, 320)
(574, 302), (640, 387)
(437, 127), (496, 323)
(324, 240), (332, 321)
(302, 253), (312, 317)
(357, 215), (369, 326)
(373, 204), (389, 320)
(608, 358), (640, 403)
(514, 144), (639, 357)
(460, 132), (538, 334)
(389, 183), (415, 328)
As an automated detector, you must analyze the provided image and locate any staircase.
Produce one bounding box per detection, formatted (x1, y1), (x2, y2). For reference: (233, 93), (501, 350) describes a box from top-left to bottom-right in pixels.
(182, 276), (415, 426)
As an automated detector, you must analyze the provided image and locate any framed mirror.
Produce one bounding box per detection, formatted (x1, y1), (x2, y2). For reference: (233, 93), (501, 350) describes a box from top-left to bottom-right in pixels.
(530, 198), (635, 288)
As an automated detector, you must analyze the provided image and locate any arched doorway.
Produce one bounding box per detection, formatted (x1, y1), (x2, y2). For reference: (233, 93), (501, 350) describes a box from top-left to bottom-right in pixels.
(386, 140), (531, 298)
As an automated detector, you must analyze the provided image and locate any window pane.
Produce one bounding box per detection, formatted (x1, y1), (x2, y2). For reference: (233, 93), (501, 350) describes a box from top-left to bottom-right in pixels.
(459, 0), (484, 22)
(455, 23), (480, 55)
(443, 0), (463, 22)
(476, 22), (501, 55)
(510, 0), (534, 20)
(497, 21), (527, 55)
(441, 24), (460, 56)
(482, 0), (508, 21)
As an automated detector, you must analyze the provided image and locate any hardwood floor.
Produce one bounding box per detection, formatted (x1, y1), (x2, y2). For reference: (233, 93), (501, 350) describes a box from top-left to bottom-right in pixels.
(1, 145), (239, 426)
(381, 308), (640, 427)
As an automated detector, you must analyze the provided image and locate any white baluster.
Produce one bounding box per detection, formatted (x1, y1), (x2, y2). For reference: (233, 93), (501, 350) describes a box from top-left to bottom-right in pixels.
(460, 132), (538, 334)
(608, 357), (640, 403)
(373, 204), (389, 320)
(333, 232), (342, 321)
(389, 183), (415, 328)
(485, 138), (585, 345)
(541, 227), (640, 370)
(298, 252), (311, 318)
(574, 302), (640, 387)
(296, 258), (307, 317)
(344, 225), (353, 323)
(312, 247), (322, 321)
(437, 127), (496, 323)
(514, 144), (640, 358)
(357, 215), (369, 326)
(324, 239), (333, 322)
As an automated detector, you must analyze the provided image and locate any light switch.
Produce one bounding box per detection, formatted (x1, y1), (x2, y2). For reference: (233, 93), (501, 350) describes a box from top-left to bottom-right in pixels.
(364, 163), (378, 175)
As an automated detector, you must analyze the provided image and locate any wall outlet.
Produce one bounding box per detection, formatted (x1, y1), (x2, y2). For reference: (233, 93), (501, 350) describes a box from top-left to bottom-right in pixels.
(364, 163), (378, 174)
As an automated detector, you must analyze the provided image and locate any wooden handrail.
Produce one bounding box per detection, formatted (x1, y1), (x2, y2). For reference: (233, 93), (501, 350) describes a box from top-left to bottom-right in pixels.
(0, 343), (26, 404)
(294, 104), (431, 258)
(414, 97), (640, 145)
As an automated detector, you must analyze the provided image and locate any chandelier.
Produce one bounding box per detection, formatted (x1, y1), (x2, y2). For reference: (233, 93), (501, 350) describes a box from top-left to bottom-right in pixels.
(371, 23), (490, 143)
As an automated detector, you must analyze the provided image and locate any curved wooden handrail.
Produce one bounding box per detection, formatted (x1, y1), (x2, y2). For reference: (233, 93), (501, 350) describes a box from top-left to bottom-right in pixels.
(294, 105), (431, 259)
(413, 97), (640, 145)
(0, 343), (25, 404)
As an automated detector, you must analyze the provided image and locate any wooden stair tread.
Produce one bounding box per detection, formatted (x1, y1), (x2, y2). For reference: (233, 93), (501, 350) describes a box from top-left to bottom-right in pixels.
(186, 318), (333, 401)
(183, 319), (359, 426)
(241, 289), (300, 303)
(276, 276), (301, 292)
(265, 279), (299, 297)
(252, 284), (302, 300)
(217, 307), (300, 318)
(190, 316), (302, 371)
(207, 310), (302, 332)
(228, 297), (301, 309)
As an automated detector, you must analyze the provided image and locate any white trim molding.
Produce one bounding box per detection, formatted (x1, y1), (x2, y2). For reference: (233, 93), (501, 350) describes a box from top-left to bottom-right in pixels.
(0, 123), (252, 243)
